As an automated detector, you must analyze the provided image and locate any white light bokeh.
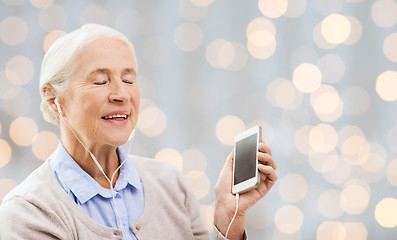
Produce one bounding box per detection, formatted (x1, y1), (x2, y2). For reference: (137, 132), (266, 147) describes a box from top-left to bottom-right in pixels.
(376, 70), (397, 101)
(310, 84), (343, 122)
(344, 222), (367, 240)
(313, 22), (337, 50)
(337, 125), (365, 149)
(284, 0), (306, 18)
(179, 0), (207, 21)
(137, 107), (167, 137)
(246, 17), (277, 60)
(154, 148), (183, 170)
(174, 22), (203, 52)
(185, 170), (210, 200)
(309, 123), (338, 153)
(43, 30), (67, 52)
(295, 125), (313, 155)
(247, 120), (274, 144)
(0, 16), (28, 46)
(343, 16), (363, 45)
(2, 88), (31, 117)
(316, 221), (346, 240)
(247, 31), (276, 60)
(272, 229), (302, 240)
(200, 204), (215, 232)
(360, 143), (386, 173)
(340, 134), (370, 166)
(29, 0), (53, 8)
(375, 198), (397, 228)
(267, 78), (303, 109)
(275, 205), (304, 234)
(321, 14), (351, 45)
(278, 173), (308, 203)
(383, 32), (397, 63)
(80, 4), (109, 25)
(386, 159), (397, 186)
(309, 150), (339, 173)
(32, 131), (59, 161)
(318, 189), (344, 219)
(39, 4), (67, 32)
(322, 157), (351, 185)
(340, 183), (370, 215)
(182, 149), (207, 173)
(5, 56), (35, 86)
(0, 139), (11, 168)
(189, 0), (214, 7)
(371, 0), (397, 28)
(258, 0), (288, 19)
(215, 115), (245, 146)
(0, 178), (17, 202)
(247, 18), (276, 37)
(293, 63), (322, 93)
(206, 39), (236, 69)
(226, 42), (248, 71)
(0, 71), (20, 100)
(9, 117), (38, 147)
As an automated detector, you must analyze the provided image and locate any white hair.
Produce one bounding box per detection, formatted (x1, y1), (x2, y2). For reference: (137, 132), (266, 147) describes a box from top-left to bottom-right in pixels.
(39, 23), (138, 125)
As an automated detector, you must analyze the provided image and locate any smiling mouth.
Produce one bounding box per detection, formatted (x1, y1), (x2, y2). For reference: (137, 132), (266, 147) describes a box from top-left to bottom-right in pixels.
(101, 114), (128, 120)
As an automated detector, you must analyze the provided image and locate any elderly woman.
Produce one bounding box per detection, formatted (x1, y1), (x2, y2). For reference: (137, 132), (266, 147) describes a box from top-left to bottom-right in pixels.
(0, 24), (277, 240)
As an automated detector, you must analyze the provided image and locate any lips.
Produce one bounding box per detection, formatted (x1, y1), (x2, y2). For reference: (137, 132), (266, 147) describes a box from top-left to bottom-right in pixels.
(101, 111), (130, 122)
(102, 114), (128, 120)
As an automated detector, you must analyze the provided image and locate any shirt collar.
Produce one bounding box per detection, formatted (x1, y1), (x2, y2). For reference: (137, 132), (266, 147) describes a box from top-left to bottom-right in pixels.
(49, 142), (142, 204)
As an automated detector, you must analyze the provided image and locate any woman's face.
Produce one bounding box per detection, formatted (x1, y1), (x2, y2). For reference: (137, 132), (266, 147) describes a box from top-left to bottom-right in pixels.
(60, 38), (140, 148)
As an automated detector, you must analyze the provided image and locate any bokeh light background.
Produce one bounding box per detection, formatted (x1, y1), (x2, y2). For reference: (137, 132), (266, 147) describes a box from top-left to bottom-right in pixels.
(1, 0), (397, 239)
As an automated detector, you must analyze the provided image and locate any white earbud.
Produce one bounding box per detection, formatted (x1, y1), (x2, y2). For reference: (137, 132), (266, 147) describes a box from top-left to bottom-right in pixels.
(54, 98), (62, 115)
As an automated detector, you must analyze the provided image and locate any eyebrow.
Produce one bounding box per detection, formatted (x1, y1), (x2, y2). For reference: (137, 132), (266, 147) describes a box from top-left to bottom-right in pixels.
(86, 68), (136, 79)
(121, 68), (137, 76)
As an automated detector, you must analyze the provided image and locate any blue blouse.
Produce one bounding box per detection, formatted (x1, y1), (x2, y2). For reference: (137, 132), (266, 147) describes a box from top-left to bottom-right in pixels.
(48, 143), (144, 240)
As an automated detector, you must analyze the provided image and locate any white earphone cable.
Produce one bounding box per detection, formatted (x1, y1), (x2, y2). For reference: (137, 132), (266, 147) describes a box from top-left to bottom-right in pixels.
(56, 99), (127, 235)
(225, 193), (240, 239)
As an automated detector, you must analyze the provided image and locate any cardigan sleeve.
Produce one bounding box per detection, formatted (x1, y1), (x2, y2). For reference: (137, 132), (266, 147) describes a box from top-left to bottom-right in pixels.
(0, 196), (71, 240)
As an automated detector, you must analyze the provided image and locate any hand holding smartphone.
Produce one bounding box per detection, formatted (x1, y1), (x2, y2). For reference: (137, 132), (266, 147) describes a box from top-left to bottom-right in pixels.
(232, 126), (262, 194)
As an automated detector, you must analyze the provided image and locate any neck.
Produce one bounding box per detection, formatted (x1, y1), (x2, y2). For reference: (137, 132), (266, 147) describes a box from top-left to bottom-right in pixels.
(60, 125), (120, 189)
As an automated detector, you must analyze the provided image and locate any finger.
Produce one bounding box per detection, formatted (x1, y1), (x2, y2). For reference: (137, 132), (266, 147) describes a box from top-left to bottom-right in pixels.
(222, 150), (234, 170)
(257, 152), (277, 170)
(258, 164), (278, 182)
(258, 142), (272, 156)
(253, 170), (277, 198)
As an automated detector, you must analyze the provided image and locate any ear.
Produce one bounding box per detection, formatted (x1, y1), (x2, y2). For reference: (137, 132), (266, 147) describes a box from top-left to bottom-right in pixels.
(41, 83), (59, 115)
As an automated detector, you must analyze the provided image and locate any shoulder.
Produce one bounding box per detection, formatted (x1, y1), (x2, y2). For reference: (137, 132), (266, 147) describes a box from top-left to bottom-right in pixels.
(1, 161), (56, 204)
(130, 155), (182, 178)
(0, 160), (69, 220)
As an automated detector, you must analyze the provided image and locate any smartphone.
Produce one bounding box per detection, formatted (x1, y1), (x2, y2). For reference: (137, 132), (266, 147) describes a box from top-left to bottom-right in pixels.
(232, 125), (262, 194)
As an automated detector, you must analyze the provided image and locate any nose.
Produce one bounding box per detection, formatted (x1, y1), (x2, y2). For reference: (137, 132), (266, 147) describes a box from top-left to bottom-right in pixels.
(108, 80), (130, 103)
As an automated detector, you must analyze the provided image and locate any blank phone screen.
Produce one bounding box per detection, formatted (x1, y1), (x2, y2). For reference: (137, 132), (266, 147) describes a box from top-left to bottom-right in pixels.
(234, 133), (257, 185)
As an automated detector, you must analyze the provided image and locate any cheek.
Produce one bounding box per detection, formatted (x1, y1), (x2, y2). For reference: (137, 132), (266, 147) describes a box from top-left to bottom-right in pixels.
(130, 88), (141, 108)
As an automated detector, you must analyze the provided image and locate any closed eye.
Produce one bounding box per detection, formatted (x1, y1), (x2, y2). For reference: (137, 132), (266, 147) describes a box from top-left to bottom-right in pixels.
(94, 80), (108, 85)
(123, 80), (135, 84)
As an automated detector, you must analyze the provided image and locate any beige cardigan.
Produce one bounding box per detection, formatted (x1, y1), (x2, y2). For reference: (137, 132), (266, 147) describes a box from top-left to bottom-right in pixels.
(0, 156), (229, 240)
